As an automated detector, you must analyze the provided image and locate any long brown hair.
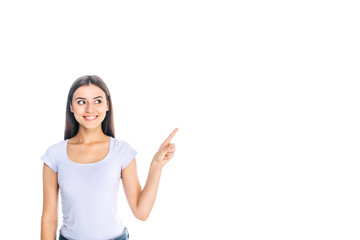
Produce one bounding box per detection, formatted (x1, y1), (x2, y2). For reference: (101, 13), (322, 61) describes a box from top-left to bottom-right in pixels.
(64, 75), (115, 140)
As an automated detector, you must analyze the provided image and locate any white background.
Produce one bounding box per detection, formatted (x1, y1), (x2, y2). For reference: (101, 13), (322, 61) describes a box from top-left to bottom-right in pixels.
(0, 0), (359, 239)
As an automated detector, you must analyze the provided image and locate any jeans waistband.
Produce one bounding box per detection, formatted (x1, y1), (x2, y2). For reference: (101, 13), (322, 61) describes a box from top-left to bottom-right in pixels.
(59, 227), (129, 240)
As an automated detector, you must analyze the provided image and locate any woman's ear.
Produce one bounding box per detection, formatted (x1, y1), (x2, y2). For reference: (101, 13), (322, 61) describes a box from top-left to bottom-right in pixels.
(70, 102), (73, 113)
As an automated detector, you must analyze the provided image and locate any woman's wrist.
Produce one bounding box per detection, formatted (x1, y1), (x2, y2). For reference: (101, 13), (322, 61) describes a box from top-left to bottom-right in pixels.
(150, 160), (164, 170)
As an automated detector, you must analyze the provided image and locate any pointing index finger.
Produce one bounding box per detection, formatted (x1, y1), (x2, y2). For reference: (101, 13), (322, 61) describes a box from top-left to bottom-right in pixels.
(162, 128), (178, 146)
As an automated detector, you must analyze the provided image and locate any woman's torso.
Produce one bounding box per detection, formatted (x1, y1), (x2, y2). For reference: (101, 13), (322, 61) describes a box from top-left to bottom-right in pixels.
(40, 136), (137, 240)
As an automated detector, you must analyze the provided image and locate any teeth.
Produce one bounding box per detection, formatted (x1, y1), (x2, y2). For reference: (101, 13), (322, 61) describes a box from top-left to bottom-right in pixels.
(85, 116), (97, 119)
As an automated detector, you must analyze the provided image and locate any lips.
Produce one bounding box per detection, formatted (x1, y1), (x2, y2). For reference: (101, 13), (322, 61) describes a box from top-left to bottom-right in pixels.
(83, 115), (98, 121)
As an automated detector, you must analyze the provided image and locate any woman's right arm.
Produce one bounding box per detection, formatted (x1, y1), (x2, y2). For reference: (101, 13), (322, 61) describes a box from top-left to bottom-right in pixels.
(41, 163), (59, 240)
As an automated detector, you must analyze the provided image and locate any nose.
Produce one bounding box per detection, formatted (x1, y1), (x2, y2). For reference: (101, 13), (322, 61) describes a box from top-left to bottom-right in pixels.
(85, 102), (95, 112)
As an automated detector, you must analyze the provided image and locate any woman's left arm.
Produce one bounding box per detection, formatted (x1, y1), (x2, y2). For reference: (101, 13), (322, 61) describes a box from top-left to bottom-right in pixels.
(122, 128), (178, 221)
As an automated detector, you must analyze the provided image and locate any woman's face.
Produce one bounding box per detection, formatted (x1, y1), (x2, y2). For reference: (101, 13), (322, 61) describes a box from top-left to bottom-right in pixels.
(70, 84), (109, 129)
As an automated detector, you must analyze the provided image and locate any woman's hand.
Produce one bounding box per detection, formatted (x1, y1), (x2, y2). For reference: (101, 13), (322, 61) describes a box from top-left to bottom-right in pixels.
(152, 128), (178, 167)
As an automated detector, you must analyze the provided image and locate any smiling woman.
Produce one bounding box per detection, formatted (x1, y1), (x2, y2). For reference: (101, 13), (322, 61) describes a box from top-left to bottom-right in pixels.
(64, 75), (114, 140)
(40, 75), (178, 240)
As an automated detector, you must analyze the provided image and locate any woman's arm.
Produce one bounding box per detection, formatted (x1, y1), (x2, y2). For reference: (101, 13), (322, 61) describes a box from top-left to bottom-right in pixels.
(122, 159), (164, 221)
(41, 164), (59, 240)
(122, 128), (178, 221)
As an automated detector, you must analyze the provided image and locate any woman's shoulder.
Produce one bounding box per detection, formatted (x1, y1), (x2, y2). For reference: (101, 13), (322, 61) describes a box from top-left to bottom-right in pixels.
(112, 136), (128, 146)
(44, 139), (66, 153)
(111, 137), (135, 150)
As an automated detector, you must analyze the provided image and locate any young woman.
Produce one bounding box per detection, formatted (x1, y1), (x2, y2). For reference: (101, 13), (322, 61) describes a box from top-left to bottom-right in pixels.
(40, 75), (178, 240)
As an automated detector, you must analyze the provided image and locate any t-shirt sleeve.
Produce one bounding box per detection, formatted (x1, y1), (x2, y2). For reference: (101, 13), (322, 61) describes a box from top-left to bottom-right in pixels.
(121, 142), (138, 171)
(41, 147), (58, 174)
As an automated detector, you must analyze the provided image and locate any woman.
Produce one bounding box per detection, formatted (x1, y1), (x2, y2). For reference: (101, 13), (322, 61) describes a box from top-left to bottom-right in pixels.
(40, 75), (178, 240)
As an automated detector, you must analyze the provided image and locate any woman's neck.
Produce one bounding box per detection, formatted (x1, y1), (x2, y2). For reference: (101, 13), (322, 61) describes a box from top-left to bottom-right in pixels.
(72, 126), (108, 144)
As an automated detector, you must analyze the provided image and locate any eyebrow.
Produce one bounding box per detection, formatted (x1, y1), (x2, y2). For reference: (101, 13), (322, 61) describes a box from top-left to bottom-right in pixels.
(75, 96), (103, 101)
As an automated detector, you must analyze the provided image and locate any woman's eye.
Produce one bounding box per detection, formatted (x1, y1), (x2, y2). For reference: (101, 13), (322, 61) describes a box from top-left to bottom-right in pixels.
(77, 100), (101, 104)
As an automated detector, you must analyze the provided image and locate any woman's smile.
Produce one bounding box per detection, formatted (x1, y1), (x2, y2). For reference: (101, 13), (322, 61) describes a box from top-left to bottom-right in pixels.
(83, 115), (98, 121)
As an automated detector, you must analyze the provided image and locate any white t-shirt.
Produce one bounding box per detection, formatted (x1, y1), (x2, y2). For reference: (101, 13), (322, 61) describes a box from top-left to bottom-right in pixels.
(41, 136), (137, 240)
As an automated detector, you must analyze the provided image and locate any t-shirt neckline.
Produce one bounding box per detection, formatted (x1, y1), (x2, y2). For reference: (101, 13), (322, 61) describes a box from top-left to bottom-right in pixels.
(64, 136), (113, 165)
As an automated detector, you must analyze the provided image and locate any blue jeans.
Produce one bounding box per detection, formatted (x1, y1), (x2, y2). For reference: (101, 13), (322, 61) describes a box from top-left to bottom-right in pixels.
(59, 227), (130, 240)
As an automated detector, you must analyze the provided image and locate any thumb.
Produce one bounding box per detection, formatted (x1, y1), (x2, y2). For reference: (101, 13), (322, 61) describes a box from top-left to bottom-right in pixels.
(157, 145), (169, 156)
(167, 143), (175, 152)
(159, 143), (172, 153)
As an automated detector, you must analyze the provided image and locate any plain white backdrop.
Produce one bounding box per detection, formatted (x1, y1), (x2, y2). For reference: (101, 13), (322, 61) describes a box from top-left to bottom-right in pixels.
(0, 0), (359, 239)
